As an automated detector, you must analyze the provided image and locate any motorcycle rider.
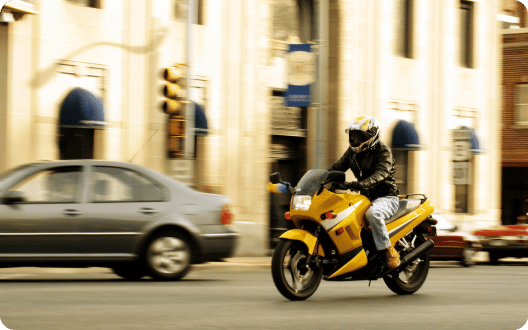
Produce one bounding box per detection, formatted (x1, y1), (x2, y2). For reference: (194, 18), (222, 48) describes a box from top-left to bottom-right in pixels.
(328, 115), (401, 269)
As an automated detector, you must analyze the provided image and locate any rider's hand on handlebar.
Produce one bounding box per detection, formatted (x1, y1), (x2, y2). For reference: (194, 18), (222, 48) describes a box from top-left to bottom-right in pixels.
(346, 181), (362, 191)
(332, 182), (348, 191)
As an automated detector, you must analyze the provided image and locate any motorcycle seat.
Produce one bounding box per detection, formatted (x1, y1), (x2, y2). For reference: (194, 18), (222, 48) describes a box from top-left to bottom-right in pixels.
(384, 199), (422, 225)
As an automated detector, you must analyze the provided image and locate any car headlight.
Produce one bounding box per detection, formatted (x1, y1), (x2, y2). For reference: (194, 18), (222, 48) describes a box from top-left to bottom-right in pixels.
(292, 195), (312, 211)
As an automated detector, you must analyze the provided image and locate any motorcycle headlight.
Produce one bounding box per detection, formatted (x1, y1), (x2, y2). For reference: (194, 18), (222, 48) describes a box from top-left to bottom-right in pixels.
(292, 195), (312, 211)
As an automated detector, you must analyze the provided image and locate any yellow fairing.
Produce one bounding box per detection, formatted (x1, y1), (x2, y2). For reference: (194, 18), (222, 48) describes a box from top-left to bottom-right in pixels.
(279, 229), (325, 257)
(328, 249), (368, 279)
(387, 200), (435, 244)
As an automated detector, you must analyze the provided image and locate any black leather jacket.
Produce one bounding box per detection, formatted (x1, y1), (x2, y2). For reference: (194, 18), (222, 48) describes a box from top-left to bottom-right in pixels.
(328, 140), (399, 200)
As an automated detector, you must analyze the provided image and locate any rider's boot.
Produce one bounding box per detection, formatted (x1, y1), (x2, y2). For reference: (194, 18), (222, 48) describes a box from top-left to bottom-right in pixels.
(385, 246), (401, 270)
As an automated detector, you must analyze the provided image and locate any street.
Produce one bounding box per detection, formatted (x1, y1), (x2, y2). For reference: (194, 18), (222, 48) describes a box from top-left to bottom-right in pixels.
(0, 262), (527, 330)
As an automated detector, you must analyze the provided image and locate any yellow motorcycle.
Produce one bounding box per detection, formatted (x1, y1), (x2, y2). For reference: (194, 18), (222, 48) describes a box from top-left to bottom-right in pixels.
(270, 169), (437, 300)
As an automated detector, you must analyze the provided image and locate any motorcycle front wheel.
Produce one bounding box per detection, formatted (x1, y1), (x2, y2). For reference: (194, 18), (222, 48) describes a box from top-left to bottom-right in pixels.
(271, 239), (323, 301)
(383, 231), (430, 295)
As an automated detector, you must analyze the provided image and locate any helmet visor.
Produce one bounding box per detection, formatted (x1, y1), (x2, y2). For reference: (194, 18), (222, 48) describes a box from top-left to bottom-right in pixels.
(349, 130), (370, 147)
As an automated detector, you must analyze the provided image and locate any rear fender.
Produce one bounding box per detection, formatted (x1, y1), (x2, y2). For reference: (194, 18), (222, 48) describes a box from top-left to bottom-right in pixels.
(279, 229), (325, 257)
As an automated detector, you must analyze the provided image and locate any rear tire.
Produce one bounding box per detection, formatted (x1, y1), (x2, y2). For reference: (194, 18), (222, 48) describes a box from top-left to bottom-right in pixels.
(145, 230), (192, 280)
(271, 240), (323, 301)
(383, 231), (430, 295)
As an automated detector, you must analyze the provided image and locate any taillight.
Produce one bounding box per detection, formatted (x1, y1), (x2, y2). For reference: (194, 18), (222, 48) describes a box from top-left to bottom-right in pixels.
(284, 212), (291, 220)
(221, 205), (233, 225)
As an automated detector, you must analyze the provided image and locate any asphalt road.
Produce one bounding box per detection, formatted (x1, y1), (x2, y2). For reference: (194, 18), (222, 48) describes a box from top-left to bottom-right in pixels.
(0, 262), (527, 330)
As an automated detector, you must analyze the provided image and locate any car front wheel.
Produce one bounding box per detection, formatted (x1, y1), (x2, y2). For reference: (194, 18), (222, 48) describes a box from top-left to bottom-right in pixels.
(145, 231), (192, 280)
(461, 245), (476, 267)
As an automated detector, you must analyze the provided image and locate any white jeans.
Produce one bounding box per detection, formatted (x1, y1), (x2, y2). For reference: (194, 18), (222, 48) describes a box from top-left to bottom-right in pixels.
(365, 196), (400, 251)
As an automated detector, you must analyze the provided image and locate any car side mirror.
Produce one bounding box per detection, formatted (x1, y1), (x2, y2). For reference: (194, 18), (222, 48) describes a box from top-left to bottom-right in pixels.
(270, 172), (282, 184)
(2, 191), (26, 205)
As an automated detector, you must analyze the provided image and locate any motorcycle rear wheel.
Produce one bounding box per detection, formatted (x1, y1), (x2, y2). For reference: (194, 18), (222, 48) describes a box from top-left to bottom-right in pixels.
(271, 239), (323, 301)
(383, 231), (430, 295)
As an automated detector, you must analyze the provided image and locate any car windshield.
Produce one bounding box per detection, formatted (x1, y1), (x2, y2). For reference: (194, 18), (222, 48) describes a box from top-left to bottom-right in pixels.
(295, 169), (329, 196)
(0, 164), (32, 182)
(434, 214), (456, 231)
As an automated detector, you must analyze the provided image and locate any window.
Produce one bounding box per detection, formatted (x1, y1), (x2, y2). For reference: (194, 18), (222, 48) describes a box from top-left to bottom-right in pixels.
(90, 167), (165, 203)
(460, 1), (474, 68)
(395, 0), (413, 58)
(454, 185), (469, 213)
(392, 150), (408, 195)
(174, 0), (204, 25)
(8, 166), (83, 203)
(65, 0), (101, 8)
(515, 84), (528, 125)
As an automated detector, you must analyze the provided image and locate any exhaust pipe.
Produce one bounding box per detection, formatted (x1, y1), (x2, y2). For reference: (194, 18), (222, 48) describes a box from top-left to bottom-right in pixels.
(398, 239), (434, 268)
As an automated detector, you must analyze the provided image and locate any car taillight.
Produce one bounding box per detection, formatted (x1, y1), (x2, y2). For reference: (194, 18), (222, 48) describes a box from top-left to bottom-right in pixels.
(221, 205), (233, 225)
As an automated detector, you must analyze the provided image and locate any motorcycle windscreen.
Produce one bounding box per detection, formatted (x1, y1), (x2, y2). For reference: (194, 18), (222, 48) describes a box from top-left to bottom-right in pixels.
(295, 169), (329, 195)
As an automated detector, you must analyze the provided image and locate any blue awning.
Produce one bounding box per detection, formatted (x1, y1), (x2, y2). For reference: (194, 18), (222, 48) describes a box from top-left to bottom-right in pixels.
(461, 126), (484, 154)
(194, 102), (208, 135)
(391, 120), (421, 150)
(59, 88), (106, 129)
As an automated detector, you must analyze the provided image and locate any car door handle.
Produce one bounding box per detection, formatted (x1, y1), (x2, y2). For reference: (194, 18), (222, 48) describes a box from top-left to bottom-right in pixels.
(139, 207), (158, 215)
(63, 209), (82, 216)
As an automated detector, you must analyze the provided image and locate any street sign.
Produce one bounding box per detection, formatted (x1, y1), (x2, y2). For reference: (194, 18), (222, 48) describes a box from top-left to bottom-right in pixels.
(285, 44), (316, 107)
(453, 161), (469, 185)
(453, 128), (472, 161)
(453, 140), (472, 161)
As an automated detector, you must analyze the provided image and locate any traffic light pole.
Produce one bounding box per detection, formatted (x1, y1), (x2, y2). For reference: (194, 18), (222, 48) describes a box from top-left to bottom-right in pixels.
(185, 0), (196, 159)
(314, 0), (328, 169)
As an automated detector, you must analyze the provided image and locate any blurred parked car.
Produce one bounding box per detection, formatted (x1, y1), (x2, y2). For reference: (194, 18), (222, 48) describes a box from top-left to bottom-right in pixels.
(0, 160), (238, 280)
(428, 214), (481, 267)
(473, 223), (528, 264)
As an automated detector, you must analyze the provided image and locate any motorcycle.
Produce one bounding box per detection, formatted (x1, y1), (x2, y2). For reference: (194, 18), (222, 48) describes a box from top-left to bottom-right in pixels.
(270, 169), (437, 300)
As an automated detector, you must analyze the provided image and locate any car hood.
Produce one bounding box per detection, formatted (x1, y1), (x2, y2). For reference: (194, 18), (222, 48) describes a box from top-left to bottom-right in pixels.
(473, 225), (528, 237)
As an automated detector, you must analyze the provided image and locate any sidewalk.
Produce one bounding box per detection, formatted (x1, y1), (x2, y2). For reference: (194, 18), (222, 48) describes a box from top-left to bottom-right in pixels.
(0, 252), (526, 275)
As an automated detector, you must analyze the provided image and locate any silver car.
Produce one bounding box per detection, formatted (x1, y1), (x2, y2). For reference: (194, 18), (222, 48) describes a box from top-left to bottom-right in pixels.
(0, 160), (238, 280)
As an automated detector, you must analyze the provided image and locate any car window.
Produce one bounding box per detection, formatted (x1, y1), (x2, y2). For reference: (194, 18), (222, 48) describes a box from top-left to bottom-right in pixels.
(0, 163), (33, 182)
(90, 166), (165, 203)
(7, 166), (83, 203)
(434, 214), (456, 231)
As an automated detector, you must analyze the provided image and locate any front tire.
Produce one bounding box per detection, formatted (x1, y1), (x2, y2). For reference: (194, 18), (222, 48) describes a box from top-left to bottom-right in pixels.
(271, 239), (323, 301)
(145, 230), (192, 280)
(383, 231), (430, 295)
(461, 245), (476, 267)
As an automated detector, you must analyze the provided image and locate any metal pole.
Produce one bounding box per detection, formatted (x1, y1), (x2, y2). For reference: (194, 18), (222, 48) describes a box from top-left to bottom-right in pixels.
(315, 0), (328, 169)
(185, 0), (196, 159)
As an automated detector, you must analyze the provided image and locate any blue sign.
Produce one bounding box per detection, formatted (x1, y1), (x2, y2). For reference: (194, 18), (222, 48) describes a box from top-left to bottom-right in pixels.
(285, 44), (316, 107)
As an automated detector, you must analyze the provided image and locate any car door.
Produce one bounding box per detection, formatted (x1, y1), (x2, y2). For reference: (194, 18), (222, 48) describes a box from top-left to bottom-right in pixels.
(0, 165), (86, 257)
(80, 165), (170, 257)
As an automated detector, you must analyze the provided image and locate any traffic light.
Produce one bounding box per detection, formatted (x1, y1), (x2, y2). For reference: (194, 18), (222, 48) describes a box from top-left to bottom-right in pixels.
(162, 65), (186, 114)
(167, 115), (185, 158)
(161, 64), (187, 158)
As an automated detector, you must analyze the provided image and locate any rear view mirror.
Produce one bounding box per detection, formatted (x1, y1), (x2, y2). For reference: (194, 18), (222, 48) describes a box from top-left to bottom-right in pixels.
(270, 172), (282, 184)
(2, 191), (26, 205)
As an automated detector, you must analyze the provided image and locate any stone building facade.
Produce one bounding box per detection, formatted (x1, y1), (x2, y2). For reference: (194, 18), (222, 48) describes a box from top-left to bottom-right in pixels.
(1, 0), (502, 256)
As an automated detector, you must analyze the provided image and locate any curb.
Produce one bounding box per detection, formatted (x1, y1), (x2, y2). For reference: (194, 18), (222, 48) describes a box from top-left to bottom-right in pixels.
(1, 253), (526, 275)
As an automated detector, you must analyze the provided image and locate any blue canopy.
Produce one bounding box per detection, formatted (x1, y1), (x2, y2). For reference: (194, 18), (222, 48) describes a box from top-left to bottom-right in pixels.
(461, 126), (484, 154)
(391, 120), (421, 150)
(59, 88), (105, 128)
(194, 102), (208, 135)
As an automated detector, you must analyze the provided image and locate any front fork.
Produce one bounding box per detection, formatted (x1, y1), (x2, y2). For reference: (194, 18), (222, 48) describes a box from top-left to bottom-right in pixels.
(303, 226), (321, 271)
